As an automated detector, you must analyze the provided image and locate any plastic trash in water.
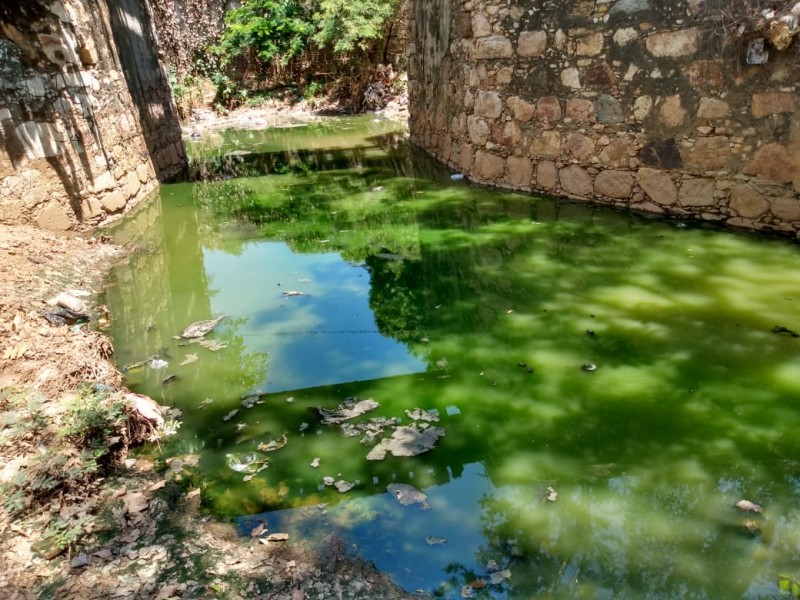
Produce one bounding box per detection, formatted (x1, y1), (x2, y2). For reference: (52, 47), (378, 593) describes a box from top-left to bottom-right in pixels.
(450, 173), (465, 181)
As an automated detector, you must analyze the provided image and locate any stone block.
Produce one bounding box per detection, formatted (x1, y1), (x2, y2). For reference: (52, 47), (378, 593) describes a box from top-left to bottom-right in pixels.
(507, 96), (535, 122)
(640, 138), (683, 169)
(472, 13), (492, 38)
(560, 165), (593, 197)
(771, 197), (800, 221)
(566, 133), (595, 160)
(468, 116), (491, 145)
(576, 33), (604, 56)
(92, 171), (117, 193)
(492, 121), (523, 147)
(101, 190), (127, 212)
(566, 99), (594, 122)
(531, 131), (562, 158)
(609, 0), (651, 15)
(518, 31), (547, 57)
(37, 33), (80, 66)
(613, 28), (638, 46)
(633, 95), (653, 120)
(684, 137), (730, 170)
(751, 92), (797, 119)
(645, 28), (699, 57)
(584, 63), (616, 86)
(637, 167), (678, 206)
(35, 201), (72, 230)
(474, 151), (506, 181)
(679, 178), (716, 207)
(660, 95), (686, 128)
(686, 60), (726, 90)
(596, 94), (624, 123)
(697, 98), (730, 119)
(15, 122), (60, 160)
(742, 143), (796, 183)
(537, 96), (562, 122)
(474, 91), (503, 119)
(536, 161), (559, 189)
(506, 156), (533, 187)
(595, 170), (634, 199)
(460, 143), (474, 173)
(598, 139), (630, 167)
(729, 184), (769, 219)
(124, 172), (142, 199)
(561, 67), (581, 89)
(475, 36), (513, 60)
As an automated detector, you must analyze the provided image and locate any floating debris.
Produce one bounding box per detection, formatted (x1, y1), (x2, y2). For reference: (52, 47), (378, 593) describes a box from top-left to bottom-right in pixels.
(323, 476), (335, 486)
(310, 457), (320, 468)
(286, 397), (294, 403)
(742, 519), (761, 535)
(223, 409), (239, 421)
(489, 569), (512, 585)
(226, 452), (269, 475)
(369, 186), (384, 192)
(772, 325), (800, 338)
(425, 536), (447, 546)
(125, 392), (164, 426)
(586, 329), (596, 337)
(283, 290), (304, 297)
(241, 396), (258, 409)
(367, 426), (446, 461)
(450, 173), (464, 181)
(299, 422), (309, 432)
(180, 315), (226, 339)
(341, 417), (399, 444)
(581, 363), (597, 372)
(735, 499), (763, 513)
(387, 483), (431, 510)
(180, 353), (199, 366)
(236, 423), (246, 432)
(544, 486), (558, 503)
(258, 433), (288, 452)
(149, 357), (169, 369)
(198, 338), (228, 351)
(405, 408), (440, 423)
(317, 398), (380, 424)
(335, 480), (355, 493)
(199, 398), (214, 408)
(162, 374), (179, 385)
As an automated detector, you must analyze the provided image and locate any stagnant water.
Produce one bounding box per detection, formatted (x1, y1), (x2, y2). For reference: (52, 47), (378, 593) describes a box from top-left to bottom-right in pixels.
(104, 116), (800, 598)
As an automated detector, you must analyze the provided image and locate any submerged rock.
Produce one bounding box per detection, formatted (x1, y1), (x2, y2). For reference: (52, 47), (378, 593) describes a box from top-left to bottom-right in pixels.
(367, 426), (446, 461)
(405, 408), (440, 422)
(387, 483), (431, 510)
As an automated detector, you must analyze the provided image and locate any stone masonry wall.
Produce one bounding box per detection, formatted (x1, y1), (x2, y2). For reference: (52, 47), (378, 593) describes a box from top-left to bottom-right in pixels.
(0, 0), (185, 230)
(408, 0), (800, 235)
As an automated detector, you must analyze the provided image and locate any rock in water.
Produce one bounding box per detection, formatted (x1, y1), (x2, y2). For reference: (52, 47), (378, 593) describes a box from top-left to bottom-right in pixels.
(735, 499), (763, 513)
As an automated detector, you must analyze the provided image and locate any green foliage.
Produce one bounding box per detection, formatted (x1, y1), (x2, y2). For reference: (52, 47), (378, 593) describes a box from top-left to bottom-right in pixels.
(217, 0), (313, 66)
(313, 0), (399, 53)
(58, 386), (126, 455)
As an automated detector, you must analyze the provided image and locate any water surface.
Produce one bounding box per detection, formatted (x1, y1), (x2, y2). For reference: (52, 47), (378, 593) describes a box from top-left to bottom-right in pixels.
(105, 115), (800, 598)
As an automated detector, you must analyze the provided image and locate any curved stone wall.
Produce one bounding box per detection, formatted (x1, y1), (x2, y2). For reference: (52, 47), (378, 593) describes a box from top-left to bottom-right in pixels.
(408, 0), (800, 235)
(0, 0), (185, 230)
